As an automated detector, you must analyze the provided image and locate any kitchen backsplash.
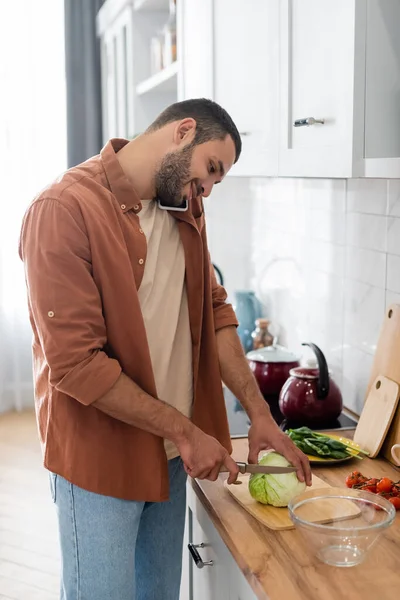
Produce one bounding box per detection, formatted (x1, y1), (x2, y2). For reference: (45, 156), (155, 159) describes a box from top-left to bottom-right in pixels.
(206, 177), (400, 416)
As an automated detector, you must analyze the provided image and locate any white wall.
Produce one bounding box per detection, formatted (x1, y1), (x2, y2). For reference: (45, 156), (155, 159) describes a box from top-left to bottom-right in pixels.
(207, 177), (400, 416)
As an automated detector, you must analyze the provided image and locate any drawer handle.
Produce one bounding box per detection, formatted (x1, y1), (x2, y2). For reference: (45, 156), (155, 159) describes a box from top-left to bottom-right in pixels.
(188, 543), (213, 568)
(294, 117), (325, 127)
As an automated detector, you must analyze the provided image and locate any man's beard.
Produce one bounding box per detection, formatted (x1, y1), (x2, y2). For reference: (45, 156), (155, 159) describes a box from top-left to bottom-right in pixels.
(154, 143), (195, 208)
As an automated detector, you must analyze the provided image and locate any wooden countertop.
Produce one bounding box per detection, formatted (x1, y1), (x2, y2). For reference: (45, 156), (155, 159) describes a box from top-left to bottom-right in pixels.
(191, 434), (400, 600)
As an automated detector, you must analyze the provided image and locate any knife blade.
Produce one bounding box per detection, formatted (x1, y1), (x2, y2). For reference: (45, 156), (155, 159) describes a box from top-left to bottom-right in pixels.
(220, 461), (297, 475)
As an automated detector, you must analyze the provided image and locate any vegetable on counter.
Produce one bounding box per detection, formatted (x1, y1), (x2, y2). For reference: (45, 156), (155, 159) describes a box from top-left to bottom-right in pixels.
(248, 451), (306, 508)
(345, 470), (400, 510)
(287, 426), (367, 460)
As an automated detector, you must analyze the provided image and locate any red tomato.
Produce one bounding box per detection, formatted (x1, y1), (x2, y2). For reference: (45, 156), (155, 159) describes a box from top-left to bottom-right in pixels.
(346, 471), (367, 488)
(389, 497), (400, 510)
(377, 477), (394, 494)
(346, 474), (357, 488)
(391, 487), (399, 497)
(362, 485), (377, 494)
(366, 478), (379, 486)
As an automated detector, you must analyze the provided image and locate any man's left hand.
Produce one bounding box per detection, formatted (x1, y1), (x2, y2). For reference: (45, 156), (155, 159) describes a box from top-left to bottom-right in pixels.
(247, 415), (312, 486)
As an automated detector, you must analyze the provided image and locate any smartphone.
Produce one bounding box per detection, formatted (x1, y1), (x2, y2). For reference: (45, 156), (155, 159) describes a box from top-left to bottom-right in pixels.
(157, 198), (188, 212)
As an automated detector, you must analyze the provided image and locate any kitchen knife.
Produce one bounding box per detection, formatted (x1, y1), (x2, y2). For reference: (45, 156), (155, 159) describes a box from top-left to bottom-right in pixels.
(220, 461), (297, 475)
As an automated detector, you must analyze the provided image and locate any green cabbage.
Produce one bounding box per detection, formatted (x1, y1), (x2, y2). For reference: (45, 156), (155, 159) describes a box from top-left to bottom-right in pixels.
(248, 451), (306, 507)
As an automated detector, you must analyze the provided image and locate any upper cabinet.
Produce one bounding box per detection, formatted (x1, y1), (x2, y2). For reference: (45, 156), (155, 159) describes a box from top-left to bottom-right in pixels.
(178, 0), (214, 101)
(213, 0), (279, 178)
(363, 0), (400, 178)
(279, 0), (400, 178)
(178, 0), (279, 177)
(98, 0), (400, 178)
(278, 0), (363, 178)
(98, 0), (178, 142)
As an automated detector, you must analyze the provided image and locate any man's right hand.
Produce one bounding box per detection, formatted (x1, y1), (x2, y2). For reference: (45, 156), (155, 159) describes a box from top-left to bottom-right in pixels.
(176, 425), (239, 484)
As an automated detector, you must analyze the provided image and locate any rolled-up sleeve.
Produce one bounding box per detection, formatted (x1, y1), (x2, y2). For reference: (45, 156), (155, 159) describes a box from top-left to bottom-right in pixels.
(20, 198), (121, 405)
(209, 257), (238, 332)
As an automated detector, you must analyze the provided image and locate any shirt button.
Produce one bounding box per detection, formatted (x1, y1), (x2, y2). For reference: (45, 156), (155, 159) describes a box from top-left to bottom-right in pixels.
(134, 204), (140, 211)
(138, 258), (144, 265)
(48, 311), (55, 318)
(121, 204), (126, 210)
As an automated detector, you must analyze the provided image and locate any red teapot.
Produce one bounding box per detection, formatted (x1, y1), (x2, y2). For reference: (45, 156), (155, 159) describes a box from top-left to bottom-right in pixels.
(278, 343), (343, 428)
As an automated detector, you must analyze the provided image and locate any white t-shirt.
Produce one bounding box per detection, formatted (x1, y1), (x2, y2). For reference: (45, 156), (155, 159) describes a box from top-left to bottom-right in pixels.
(137, 200), (193, 459)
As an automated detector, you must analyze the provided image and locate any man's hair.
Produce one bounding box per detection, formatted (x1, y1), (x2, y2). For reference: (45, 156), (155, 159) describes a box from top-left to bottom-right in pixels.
(147, 98), (242, 163)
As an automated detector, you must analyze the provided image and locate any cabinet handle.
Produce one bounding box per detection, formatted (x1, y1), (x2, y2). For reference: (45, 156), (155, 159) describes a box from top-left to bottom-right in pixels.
(293, 117), (325, 127)
(188, 543), (213, 568)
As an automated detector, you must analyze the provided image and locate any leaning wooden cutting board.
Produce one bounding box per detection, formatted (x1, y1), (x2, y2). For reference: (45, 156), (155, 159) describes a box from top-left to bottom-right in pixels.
(224, 474), (360, 530)
(366, 304), (400, 464)
(353, 375), (400, 458)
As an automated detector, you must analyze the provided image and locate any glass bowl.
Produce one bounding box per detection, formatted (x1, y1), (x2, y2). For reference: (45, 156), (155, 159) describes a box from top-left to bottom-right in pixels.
(288, 487), (396, 567)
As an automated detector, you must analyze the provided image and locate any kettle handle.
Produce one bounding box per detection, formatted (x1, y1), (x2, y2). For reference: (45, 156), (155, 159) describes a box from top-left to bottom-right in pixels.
(212, 263), (224, 287)
(302, 343), (330, 399)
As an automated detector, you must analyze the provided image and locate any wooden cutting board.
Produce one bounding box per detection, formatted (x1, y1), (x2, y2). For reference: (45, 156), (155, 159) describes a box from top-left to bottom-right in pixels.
(366, 304), (400, 464)
(353, 375), (400, 458)
(224, 474), (360, 530)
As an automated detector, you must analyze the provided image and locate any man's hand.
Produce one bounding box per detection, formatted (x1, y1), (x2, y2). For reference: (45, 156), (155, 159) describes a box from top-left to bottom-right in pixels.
(176, 426), (239, 484)
(216, 326), (312, 486)
(247, 414), (312, 486)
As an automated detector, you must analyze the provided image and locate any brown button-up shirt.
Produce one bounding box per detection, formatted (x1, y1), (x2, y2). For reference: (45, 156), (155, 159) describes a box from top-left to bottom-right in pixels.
(19, 139), (238, 501)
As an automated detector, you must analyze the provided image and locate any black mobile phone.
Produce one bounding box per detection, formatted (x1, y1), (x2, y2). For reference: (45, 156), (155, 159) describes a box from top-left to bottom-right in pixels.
(157, 198), (188, 212)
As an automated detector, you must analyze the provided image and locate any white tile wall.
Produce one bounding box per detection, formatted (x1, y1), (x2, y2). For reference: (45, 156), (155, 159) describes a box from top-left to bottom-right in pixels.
(207, 176), (400, 415)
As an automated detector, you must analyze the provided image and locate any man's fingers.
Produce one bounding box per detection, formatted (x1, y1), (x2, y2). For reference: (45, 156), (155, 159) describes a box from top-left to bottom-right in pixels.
(207, 465), (221, 482)
(300, 453), (312, 486)
(247, 447), (259, 465)
(286, 448), (312, 486)
(223, 454), (239, 485)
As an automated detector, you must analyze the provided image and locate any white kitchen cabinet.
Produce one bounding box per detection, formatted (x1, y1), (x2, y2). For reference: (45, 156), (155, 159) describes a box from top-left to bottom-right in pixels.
(213, 0), (279, 178)
(98, 0), (178, 141)
(185, 484), (257, 600)
(279, 0), (400, 178)
(177, 0), (214, 100)
(278, 0), (365, 178)
(98, 1), (135, 140)
(228, 566), (258, 600)
(178, 0), (279, 178)
(363, 0), (400, 178)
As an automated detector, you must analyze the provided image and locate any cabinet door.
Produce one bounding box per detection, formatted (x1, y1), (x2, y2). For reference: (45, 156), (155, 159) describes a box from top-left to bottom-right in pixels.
(190, 515), (228, 600)
(228, 559), (258, 600)
(187, 494), (230, 600)
(178, 0), (214, 100)
(363, 0), (400, 178)
(100, 6), (134, 142)
(213, 0), (279, 177)
(179, 508), (190, 600)
(278, 0), (364, 178)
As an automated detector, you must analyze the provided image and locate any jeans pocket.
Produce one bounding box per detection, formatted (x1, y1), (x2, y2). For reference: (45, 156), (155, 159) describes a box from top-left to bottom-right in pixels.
(49, 472), (57, 503)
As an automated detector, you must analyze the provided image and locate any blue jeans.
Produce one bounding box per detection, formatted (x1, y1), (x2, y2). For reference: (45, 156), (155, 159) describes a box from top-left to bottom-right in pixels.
(50, 457), (187, 600)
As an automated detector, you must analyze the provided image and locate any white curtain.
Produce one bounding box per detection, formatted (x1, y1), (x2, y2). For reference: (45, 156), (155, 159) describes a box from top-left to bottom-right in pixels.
(0, 1), (67, 412)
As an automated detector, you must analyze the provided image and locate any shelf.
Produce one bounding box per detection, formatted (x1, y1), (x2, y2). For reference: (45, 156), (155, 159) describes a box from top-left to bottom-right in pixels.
(136, 62), (178, 95)
(133, 0), (170, 12)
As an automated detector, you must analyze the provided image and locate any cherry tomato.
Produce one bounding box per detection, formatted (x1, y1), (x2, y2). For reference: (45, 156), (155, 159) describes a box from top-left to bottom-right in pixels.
(389, 497), (400, 510)
(362, 485), (377, 494)
(366, 478), (379, 486)
(391, 486), (399, 497)
(346, 471), (367, 488)
(377, 477), (394, 494)
(346, 474), (357, 488)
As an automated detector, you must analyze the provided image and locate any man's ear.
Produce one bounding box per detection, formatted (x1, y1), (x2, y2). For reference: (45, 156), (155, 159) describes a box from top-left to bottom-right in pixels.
(173, 118), (196, 145)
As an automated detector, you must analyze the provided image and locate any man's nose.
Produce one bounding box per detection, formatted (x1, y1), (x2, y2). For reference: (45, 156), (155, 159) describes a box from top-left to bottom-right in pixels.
(201, 183), (213, 198)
